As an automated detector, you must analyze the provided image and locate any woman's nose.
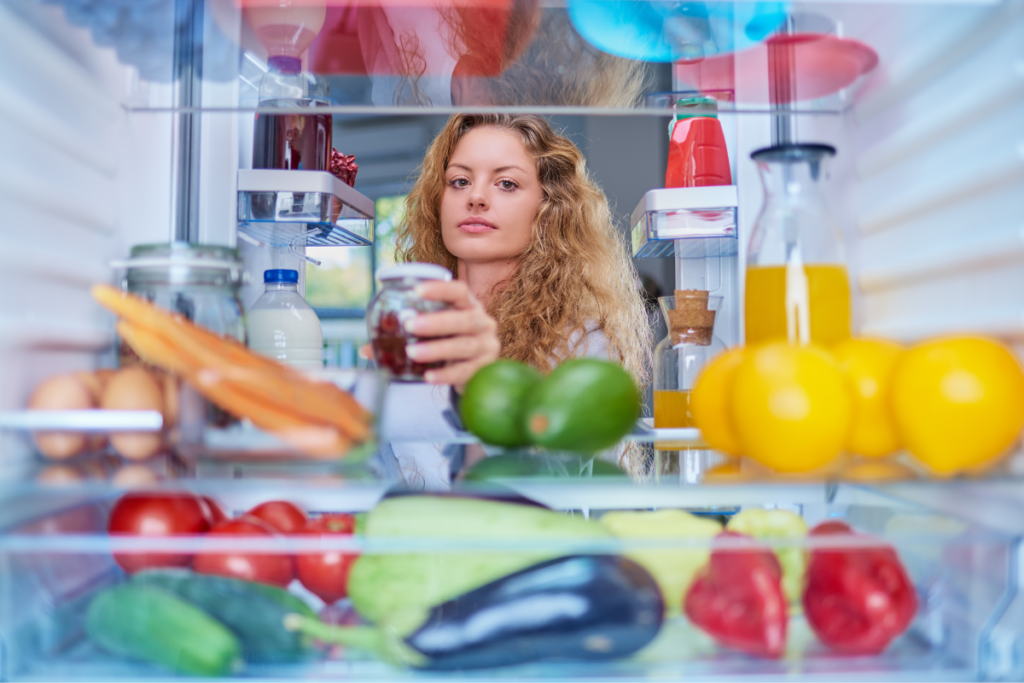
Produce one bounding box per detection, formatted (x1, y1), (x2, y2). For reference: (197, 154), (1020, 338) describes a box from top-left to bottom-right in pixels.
(467, 187), (488, 209)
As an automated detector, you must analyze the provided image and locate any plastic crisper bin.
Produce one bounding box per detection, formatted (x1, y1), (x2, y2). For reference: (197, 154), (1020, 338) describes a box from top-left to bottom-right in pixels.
(0, 481), (1016, 681)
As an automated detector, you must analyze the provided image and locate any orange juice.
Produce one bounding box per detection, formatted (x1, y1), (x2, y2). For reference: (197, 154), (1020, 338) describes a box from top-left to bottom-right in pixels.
(653, 389), (703, 451)
(654, 389), (695, 428)
(745, 264), (851, 347)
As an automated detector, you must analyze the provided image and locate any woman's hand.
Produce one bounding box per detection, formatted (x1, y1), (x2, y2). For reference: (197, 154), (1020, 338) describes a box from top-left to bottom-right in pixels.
(404, 280), (500, 392)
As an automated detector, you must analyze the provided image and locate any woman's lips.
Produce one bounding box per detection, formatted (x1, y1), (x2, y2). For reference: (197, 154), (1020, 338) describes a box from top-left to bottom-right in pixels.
(457, 219), (497, 234)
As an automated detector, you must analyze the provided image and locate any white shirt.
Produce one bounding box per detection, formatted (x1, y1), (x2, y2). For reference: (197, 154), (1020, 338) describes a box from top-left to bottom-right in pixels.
(375, 324), (616, 488)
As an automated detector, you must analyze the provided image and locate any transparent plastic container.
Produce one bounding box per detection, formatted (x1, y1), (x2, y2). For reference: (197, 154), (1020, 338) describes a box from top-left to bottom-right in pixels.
(745, 144), (851, 347)
(252, 58), (332, 173)
(0, 479), (1017, 681)
(247, 269), (323, 372)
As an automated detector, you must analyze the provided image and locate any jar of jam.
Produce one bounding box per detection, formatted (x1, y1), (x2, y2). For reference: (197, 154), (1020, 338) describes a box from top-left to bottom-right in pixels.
(367, 263), (453, 381)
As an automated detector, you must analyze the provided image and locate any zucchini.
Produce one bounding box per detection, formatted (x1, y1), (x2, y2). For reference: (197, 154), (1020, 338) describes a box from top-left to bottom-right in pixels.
(131, 568), (316, 664)
(86, 584), (242, 677)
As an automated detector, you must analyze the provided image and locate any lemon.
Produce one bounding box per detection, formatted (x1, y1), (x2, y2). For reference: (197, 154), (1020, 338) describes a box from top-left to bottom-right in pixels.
(731, 342), (851, 473)
(840, 458), (917, 483)
(691, 347), (745, 456)
(832, 338), (904, 458)
(891, 336), (1024, 476)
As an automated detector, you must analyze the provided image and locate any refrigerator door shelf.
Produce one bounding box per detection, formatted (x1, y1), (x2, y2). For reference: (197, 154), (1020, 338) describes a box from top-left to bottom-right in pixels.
(237, 169), (375, 248)
(631, 186), (738, 258)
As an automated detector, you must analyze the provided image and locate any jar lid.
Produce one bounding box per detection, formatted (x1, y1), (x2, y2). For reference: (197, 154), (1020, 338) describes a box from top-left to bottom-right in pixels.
(377, 263), (453, 282)
(750, 143), (836, 163)
(265, 269), (299, 283)
(115, 242), (244, 286)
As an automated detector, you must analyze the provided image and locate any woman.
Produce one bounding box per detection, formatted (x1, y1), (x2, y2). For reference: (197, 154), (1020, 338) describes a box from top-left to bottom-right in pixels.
(378, 114), (651, 483)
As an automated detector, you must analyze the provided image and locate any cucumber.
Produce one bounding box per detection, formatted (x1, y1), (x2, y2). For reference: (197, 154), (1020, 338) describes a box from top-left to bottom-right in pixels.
(131, 568), (316, 664)
(86, 584), (242, 677)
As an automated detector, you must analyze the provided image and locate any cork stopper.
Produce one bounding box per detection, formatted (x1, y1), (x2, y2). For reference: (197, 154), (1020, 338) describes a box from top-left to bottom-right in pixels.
(669, 290), (715, 345)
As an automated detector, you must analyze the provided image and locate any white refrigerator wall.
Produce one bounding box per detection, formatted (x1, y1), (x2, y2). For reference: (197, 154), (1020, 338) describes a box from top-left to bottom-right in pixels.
(0, 2), (173, 460)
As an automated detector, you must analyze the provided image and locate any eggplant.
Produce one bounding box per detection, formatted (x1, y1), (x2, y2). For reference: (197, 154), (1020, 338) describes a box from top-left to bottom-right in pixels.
(289, 554), (664, 670)
(408, 554), (664, 669)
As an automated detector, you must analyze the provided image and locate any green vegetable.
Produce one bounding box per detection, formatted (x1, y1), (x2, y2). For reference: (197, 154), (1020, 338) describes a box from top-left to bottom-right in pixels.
(86, 584), (242, 677)
(460, 360), (543, 447)
(464, 452), (627, 481)
(130, 568), (316, 663)
(348, 495), (611, 625)
(525, 359), (640, 452)
(599, 509), (722, 617)
(726, 508), (809, 604)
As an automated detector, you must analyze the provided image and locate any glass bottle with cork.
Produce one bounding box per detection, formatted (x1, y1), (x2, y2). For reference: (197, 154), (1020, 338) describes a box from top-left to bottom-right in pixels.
(745, 144), (851, 346)
(653, 290), (726, 431)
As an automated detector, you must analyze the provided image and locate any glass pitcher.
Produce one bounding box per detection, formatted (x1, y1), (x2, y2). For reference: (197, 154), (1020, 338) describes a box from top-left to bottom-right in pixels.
(745, 143), (851, 347)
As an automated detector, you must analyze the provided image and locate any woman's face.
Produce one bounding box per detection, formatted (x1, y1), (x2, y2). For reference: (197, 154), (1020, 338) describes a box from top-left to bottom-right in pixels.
(440, 126), (542, 265)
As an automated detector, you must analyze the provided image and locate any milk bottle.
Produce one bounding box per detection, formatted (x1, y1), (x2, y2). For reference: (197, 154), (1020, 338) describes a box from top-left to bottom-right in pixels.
(247, 269), (323, 372)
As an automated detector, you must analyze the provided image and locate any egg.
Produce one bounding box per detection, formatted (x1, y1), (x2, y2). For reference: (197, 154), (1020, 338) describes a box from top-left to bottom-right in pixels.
(111, 463), (161, 488)
(28, 374), (96, 460)
(101, 367), (165, 461)
(36, 464), (85, 486)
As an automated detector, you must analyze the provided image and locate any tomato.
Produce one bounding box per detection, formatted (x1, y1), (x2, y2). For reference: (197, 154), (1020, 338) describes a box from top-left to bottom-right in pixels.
(248, 500), (307, 533)
(192, 516), (294, 587)
(201, 496), (229, 526)
(295, 514), (358, 604)
(107, 492), (212, 574)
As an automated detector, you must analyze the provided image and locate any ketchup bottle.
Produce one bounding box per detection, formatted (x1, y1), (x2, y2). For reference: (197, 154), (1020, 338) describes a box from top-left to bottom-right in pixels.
(665, 97), (731, 188)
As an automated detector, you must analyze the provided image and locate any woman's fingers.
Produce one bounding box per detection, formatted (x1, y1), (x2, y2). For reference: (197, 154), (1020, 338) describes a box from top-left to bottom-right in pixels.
(407, 333), (499, 365)
(407, 308), (494, 338)
(424, 358), (494, 389)
(415, 280), (478, 310)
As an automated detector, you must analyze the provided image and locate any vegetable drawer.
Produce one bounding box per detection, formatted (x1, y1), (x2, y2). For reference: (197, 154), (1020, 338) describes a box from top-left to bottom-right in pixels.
(0, 480), (1018, 681)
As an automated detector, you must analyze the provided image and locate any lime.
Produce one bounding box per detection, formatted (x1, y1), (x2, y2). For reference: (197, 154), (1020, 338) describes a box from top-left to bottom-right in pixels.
(525, 359), (640, 452)
(460, 360), (543, 447)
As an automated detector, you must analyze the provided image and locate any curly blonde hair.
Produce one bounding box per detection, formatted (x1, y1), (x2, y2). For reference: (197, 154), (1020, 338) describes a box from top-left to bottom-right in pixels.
(395, 115), (653, 472)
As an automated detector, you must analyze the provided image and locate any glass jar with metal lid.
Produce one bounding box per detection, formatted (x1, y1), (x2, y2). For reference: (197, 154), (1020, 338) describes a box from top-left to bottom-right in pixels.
(115, 243), (247, 364)
(367, 262), (453, 381)
(114, 242), (247, 440)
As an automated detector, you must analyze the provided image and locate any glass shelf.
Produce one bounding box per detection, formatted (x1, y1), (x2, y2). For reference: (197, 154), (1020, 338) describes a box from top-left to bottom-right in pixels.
(237, 169), (375, 248)
(22, 0), (995, 114)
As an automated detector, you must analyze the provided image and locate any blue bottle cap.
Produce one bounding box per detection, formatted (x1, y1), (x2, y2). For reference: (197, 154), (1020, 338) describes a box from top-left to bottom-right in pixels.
(264, 269), (299, 284)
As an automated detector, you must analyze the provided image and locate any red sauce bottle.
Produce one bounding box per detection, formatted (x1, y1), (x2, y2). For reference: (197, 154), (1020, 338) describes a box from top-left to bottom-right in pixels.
(665, 97), (732, 188)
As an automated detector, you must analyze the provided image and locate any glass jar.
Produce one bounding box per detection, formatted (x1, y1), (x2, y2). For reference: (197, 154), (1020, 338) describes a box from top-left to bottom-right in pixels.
(119, 243), (246, 364)
(367, 263), (453, 381)
(745, 143), (851, 347)
(653, 292), (726, 429)
(116, 242), (247, 440)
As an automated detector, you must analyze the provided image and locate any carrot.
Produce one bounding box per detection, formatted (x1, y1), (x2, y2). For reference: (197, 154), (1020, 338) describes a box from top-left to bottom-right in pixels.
(117, 322), (355, 457)
(96, 285), (371, 427)
(193, 369), (371, 442)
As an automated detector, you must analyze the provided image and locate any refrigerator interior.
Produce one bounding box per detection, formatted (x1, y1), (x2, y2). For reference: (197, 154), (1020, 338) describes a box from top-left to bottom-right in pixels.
(0, 0), (1023, 679)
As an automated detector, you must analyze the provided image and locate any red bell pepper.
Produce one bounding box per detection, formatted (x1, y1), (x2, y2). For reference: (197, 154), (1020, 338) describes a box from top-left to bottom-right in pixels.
(684, 531), (787, 658)
(803, 520), (917, 654)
